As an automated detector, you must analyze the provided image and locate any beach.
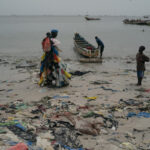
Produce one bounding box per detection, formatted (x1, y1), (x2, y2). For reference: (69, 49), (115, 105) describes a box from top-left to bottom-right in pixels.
(0, 53), (150, 150)
(0, 16), (150, 150)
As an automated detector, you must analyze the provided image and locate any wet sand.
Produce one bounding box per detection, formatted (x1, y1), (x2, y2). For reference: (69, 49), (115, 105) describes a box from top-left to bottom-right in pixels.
(0, 54), (150, 150)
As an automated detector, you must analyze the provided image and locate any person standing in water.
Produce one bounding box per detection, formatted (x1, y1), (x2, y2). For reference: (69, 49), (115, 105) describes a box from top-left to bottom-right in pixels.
(95, 36), (104, 58)
(136, 46), (149, 86)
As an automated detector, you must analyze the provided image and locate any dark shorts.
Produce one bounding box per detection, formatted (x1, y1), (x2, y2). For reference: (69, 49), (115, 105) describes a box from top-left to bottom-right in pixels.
(137, 71), (144, 78)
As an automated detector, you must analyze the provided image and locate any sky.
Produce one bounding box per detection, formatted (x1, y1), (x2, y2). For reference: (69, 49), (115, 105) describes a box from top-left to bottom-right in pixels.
(0, 0), (150, 16)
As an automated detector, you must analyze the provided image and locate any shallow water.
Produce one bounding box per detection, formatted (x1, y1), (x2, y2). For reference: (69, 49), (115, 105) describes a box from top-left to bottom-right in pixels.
(0, 15), (150, 59)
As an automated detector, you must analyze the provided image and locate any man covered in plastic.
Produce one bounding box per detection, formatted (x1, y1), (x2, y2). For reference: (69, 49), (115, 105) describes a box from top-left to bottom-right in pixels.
(95, 36), (104, 58)
(39, 30), (58, 86)
(39, 29), (71, 87)
(50, 29), (71, 87)
(136, 45), (149, 86)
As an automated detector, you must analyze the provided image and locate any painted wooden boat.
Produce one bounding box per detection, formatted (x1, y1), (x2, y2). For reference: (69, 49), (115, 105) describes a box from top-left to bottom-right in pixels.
(74, 33), (99, 58)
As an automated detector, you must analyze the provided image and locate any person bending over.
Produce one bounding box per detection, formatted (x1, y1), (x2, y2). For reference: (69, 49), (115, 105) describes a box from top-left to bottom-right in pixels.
(95, 36), (104, 58)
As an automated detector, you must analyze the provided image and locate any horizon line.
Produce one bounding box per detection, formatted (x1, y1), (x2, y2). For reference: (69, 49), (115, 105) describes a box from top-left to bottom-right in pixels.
(0, 14), (148, 17)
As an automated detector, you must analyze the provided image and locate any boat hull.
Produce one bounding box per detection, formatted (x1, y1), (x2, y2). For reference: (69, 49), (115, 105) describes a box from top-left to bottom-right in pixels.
(74, 34), (99, 58)
(85, 16), (100, 20)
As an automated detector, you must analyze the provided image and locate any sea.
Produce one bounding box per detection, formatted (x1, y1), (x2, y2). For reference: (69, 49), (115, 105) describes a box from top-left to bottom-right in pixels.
(0, 15), (150, 60)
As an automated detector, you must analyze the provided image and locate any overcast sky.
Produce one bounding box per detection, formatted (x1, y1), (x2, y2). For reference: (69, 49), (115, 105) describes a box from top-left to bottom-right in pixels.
(0, 0), (150, 16)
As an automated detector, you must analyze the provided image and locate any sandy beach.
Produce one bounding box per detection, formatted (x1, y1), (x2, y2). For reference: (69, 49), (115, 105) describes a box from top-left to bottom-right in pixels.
(0, 53), (150, 150)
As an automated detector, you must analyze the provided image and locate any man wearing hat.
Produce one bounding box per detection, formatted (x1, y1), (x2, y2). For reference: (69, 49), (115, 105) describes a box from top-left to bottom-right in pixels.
(136, 46), (149, 85)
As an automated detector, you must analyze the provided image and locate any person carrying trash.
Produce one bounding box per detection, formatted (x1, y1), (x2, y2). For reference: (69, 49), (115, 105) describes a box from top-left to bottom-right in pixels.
(136, 45), (149, 86)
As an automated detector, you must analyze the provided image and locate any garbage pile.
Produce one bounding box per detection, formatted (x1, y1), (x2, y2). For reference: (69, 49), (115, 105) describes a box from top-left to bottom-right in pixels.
(0, 95), (115, 150)
(0, 94), (150, 150)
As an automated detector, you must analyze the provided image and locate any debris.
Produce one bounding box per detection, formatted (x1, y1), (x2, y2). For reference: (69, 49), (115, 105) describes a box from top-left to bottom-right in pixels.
(83, 111), (100, 118)
(121, 142), (136, 150)
(127, 112), (150, 118)
(52, 94), (70, 99)
(7, 123), (37, 143)
(100, 86), (118, 92)
(7, 143), (28, 150)
(84, 96), (98, 102)
(70, 71), (92, 76)
(90, 80), (111, 85)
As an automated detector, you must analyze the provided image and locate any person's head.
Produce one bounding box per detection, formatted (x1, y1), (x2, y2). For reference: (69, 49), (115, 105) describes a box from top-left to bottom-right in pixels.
(46, 32), (51, 37)
(51, 29), (58, 38)
(95, 36), (98, 39)
(139, 45), (145, 53)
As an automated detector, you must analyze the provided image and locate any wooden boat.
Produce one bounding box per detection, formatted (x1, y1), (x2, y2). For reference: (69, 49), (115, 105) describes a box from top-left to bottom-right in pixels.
(85, 16), (100, 21)
(123, 19), (150, 26)
(74, 33), (99, 58)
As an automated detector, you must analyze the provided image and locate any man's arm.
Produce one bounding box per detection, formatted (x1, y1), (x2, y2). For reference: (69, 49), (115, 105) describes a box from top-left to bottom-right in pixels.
(143, 55), (149, 62)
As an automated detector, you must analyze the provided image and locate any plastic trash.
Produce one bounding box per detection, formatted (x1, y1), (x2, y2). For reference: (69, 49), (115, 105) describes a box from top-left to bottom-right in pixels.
(127, 112), (137, 118)
(15, 123), (26, 131)
(36, 137), (54, 150)
(127, 112), (150, 118)
(0, 121), (18, 126)
(100, 86), (118, 92)
(121, 142), (136, 150)
(7, 143), (28, 150)
(63, 145), (84, 150)
(7, 124), (37, 142)
(137, 112), (150, 118)
(64, 70), (72, 79)
(52, 95), (70, 99)
(83, 111), (100, 118)
(85, 96), (97, 100)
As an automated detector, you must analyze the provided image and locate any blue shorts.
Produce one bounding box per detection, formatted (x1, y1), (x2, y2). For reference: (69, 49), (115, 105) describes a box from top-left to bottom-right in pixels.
(137, 71), (144, 78)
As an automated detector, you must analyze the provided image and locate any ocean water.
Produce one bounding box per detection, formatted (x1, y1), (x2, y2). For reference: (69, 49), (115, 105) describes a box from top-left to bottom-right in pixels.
(0, 15), (150, 59)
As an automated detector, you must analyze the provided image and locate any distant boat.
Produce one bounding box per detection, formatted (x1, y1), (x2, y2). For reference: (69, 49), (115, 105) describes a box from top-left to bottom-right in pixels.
(74, 33), (100, 60)
(143, 16), (149, 19)
(85, 16), (100, 21)
(123, 19), (150, 26)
